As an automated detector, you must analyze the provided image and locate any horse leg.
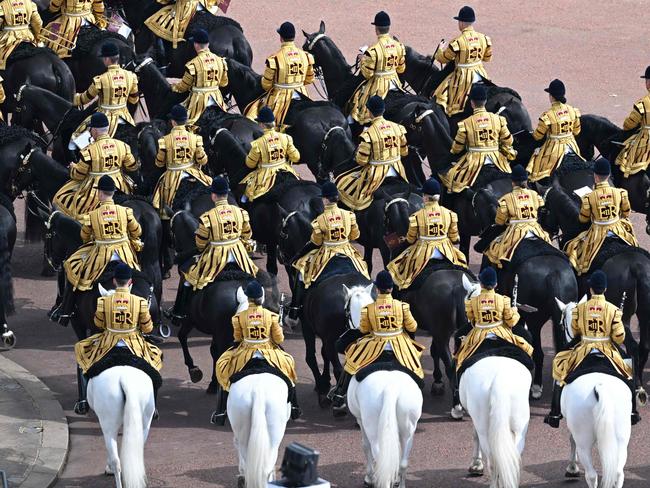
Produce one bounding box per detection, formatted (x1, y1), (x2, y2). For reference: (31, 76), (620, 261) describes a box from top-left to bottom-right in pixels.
(207, 337), (221, 394)
(266, 242), (278, 277)
(459, 232), (471, 262)
(529, 319), (544, 399)
(577, 442), (598, 488)
(468, 428), (484, 476)
(565, 435), (580, 478)
(430, 339), (444, 396)
(301, 319), (326, 398)
(364, 245), (374, 274)
(361, 425), (375, 486)
(398, 423), (416, 488)
(177, 320), (202, 383)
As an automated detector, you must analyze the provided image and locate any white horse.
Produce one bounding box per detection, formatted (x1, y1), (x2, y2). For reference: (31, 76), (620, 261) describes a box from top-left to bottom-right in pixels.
(344, 284), (423, 488)
(227, 287), (290, 488)
(458, 275), (532, 488)
(555, 297), (631, 488)
(87, 366), (155, 488)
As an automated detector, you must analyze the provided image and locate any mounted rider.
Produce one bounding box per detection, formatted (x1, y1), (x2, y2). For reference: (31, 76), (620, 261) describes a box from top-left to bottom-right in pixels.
(144, 0), (219, 50)
(43, 0), (108, 58)
(433, 6), (492, 117)
(452, 266), (533, 416)
(565, 159), (638, 275)
(330, 271), (425, 409)
(387, 178), (467, 290)
(615, 66), (650, 178)
(0, 0), (42, 69)
(70, 42), (139, 149)
(482, 165), (552, 267)
(52, 176), (143, 326)
(526, 79), (582, 183)
(336, 95), (408, 210)
(151, 104), (212, 219)
(244, 21), (314, 128)
(440, 84), (516, 195)
(170, 177), (258, 321)
(171, 28), (228, 124)
(54, 112), (139, 219)
(240, 106), (300, 202)
(347, 11), (405, 126)
(289, 182), (370, 320)
(545, 270), (639, 427)
(213, 280), (301, 425)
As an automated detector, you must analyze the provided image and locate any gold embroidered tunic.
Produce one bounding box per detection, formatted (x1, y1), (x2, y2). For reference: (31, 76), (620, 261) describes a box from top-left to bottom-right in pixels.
(615, 91), (650, 177)
(387, 201), (467, 289)
(216, 302), (297, 391)
(151, 125), (211, 217)
(348, 34), (406, 124)
(526, 101), (582, 182)
(336, 116), (408, 210)
(240, 127), (300, 201)
(484, 187), (552, 266)
(43, 0), (106, 58)
(440, 107), (515, 193)
(75, 287), (163, 373)
(552, 294), (631, 385)
(53, 135), (137, 219)
(433, 26), (492, 116)
(343, 293), (424, 377)
(565, 181), (638, 274)
(184, 200), (258, 290)
(64, 199), (142, 291)
(144, 0), (217, 48)
(0, 0), (42, 69)
(455, 288), (533, 370)
(293, 202), (369, 288)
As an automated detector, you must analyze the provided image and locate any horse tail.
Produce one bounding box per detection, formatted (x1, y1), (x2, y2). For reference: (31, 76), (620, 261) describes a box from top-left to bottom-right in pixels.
(373, 386), (400, 488)
(0, 217), (13, 315)
(487, 373), (520, 488)
(245, 387), (272, 488)
(593, 384), (618, 488)
(119, 374), (147, 488)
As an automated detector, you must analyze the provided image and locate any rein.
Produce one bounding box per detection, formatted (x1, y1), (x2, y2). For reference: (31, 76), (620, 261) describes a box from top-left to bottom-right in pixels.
(384, 197), (409, 213)
(316, 125), (347, 178)
(44, 210), (63, 272)
(279, 210), (299, 239)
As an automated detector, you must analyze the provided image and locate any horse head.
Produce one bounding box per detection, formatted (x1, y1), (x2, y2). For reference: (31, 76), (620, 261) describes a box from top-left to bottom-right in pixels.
(45, 210), (82, 272)
(554, 295), (587, 344)
(409, 103), (453, 171)
(471, 188), (499, 234)
(235, 285), (266, 314)
(278, 207), (312, 265)
(170, 210), (199, 256)
(462, 274), (481, 300)
(342, 283), (374, 330)
(10, 145), (38, 197)
(301, 20), (326, 53)
(207, 127), (248, 179)
(316, 126), (355, 180)
(383, 196), (412, 238)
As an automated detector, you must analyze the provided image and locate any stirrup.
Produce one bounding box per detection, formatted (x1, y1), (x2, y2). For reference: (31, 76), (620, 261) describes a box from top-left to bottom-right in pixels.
(631, 412), (641, 426)
(544, 413), (562, 428)
(291, 405), (302, 420)
(210, 410), (227, 426)
(450, 404), (465, 420)
(74, 400), (89, 415)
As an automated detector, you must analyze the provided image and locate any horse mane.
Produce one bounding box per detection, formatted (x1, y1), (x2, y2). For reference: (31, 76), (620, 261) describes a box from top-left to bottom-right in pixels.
(114, 124), (139, 151)
(114, 193), (154, 205)
(53, 210), (82, 239)
(0, 192), (15, 221)
(212, 263), (253, 282)
(318, 35), (352, 71)
(171, 181), (210, 212)
(405, 45), (433, 69)
(136, 119), (167, 137)
(198, 106), (241, 128)
(288, 98), (340, 112)
(383, 91), (430, 115)
(553, 155), (594, 177)
(187, 10), (243, 36)
(487, 85), (523, 102)
(7, 43), (55, 63)
(374, 177), (419, 199)
(264, 179), (319, 201)
(0, 124), (45, 149)
(472, 165), (510, 189)
(71, 26), (129, 58)
(57, 103), (95, 143)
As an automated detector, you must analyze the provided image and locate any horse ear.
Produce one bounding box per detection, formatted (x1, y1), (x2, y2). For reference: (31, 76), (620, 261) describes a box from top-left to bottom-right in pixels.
(554, 297), (567, 312)
(364, 283), (374, 295)
(319, 21), (326, 34)
(236, 286), (247, 306)
(578, 294), (588, 304)
(462, 274), (472, 292)
(98, 283), (113, 297)
(302, 29), (309, 38)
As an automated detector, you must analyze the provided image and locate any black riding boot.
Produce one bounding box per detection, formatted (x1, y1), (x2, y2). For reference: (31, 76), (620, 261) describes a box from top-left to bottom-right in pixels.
(628, 378), (641, 425)
(74, 366), (89, 415)
(51, 282), (75, 327)
(544, 382), (563, 428)
(211, 387), (229, 426)
(289, 386), (302, 420)
(330, 371), (352, 411)
(169, 284), (192, 326)
(288, 279), (304, 321)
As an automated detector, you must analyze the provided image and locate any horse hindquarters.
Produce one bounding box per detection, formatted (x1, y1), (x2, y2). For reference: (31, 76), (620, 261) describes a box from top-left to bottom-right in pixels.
(563, 374), (630, 488)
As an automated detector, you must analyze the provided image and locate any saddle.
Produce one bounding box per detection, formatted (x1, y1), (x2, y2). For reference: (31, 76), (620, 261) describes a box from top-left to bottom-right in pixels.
(457, 336), (534, 381)
(230, 357), (293, 400)
(309, 256), (358, 289)
(354, 351), (425, 389)
(564, 352), (628, 385)
(506, 237), (568, 273)
(406, 258), (474, 292)
(85, 346), (163, 394)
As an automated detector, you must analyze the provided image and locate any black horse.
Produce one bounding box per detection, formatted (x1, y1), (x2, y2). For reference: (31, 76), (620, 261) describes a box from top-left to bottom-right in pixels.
(170, 210), (279, 393)
(1, 44), (75, 127)
(128, 55), (185, 120)
(541, 185), (650, 389)
(0, 193), (16, 348)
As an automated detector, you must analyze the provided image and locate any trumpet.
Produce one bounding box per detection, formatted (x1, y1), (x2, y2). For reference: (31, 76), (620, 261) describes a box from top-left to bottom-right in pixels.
(40, 25), (76, 52)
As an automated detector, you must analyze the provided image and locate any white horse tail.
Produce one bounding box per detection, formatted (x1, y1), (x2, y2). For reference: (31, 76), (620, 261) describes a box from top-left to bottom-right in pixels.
(120, 375), (147, 488)
(245, 388), (272, 488)
(488, 374), (520, 488)
(593, 384), (617, 488)
(373, 387), (400, 488)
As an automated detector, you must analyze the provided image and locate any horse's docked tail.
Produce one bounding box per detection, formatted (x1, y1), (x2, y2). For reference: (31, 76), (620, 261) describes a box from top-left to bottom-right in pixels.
(245, 388), (272, 488)
(373, 387), (400, 488)
(488, 374), (520, 488)
(120, 374), (147, 488)
(593, 384), (618, 488)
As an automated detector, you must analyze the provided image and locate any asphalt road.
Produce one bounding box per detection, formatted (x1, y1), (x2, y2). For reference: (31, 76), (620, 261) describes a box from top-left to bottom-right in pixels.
(4, 1), (650, 487)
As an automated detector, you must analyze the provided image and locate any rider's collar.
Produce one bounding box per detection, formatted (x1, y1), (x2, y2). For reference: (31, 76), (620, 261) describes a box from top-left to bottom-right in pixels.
(99, 198), (114, 205)
(95, 134), (111, 141)
(107, 64), (120, 70)
(172, 125), (186, 131)
(462, 26), (475, 33)
(281, 41), (296, 47)
(324, 202), (337, 208)
(595, 181), (610, 188)
(473, 107), (487, 114)
(115, 286), (130, 293)
(214, 199), (228, 207)
(551, 101), (563, 107)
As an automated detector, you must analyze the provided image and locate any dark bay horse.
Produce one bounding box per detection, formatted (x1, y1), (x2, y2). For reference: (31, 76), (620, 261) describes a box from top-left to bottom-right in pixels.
(128, 55), (185, 120)
(541, 185), (650, 391)
(170, 210), (279, 393)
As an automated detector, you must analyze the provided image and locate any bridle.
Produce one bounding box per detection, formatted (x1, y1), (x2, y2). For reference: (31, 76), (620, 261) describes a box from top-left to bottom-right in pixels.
(44, 210), (63, 272)
(316, 125), (347, 179)
(11, 147), (38, 197)
(14, 84), (72, 148)
(277, 210), (299, 265)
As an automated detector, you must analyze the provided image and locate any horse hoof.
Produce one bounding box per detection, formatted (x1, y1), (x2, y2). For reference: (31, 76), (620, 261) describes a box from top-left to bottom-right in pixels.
(332, 406), (348, 418)
(450, 405), (464, 421)
(637, 387), (648, 407)
(189, 367), (203, 383)
(363, 480), (374, 488)
(530, 384), (543, 400)
(158, 323), (171, 338)
(468, 460), (484, 477)
(565, 465), (580, 478)
(74, 400), (89, 415)
(237, 475), (245, 488)
(318, 393), (331, 408)
(2, 331), (16, 349)
(430, 382), (445, 396)
(152, 409), (159, 421)
(104, 467), (115, 476)
(206, 382), (219, 395)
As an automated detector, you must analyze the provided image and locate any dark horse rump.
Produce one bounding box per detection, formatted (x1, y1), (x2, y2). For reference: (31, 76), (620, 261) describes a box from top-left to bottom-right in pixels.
(407, 258), (473, 292)
(230, 357), (293, 400)
(70, 26), (132, 59)
(507, 237), (568, 272)
(7, 43), (54, 64)
(85, 346), (163, 394)
(354, 351), (425, 389)
(457, 337), (534, 381)
(589, 237), (650, 275)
